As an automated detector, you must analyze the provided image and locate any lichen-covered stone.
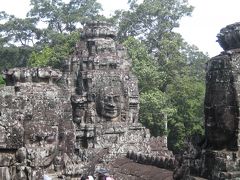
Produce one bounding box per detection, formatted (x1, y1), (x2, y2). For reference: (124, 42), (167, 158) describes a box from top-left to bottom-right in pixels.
(0, 68), (75, 178)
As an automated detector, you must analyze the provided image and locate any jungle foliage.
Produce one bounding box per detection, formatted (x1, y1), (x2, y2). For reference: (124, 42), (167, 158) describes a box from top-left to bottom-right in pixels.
(113, 0), (208, 152)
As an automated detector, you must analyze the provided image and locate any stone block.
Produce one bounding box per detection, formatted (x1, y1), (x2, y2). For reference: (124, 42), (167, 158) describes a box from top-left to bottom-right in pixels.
(0, 167), (11, 180)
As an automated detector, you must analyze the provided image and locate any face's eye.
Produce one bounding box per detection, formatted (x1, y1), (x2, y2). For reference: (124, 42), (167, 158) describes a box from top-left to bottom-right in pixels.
(45, 135), (56, 144)
(29, 135), (36, 143)
(113, 96), (120, 102)
(35, 136), (43, 142)
(104, 96), (110, 102)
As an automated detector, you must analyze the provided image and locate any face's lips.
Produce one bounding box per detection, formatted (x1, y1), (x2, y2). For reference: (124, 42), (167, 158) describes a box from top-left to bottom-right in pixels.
(104, 106), (119, 111)
(102, 105), (120, 118)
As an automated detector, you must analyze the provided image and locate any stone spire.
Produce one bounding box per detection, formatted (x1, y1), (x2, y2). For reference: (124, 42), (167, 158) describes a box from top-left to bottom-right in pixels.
(71, 21), (139, 124)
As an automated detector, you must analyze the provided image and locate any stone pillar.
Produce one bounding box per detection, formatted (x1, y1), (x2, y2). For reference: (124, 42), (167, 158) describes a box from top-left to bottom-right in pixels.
(164, 113), (168, 145)
(202, 22), (240, 179)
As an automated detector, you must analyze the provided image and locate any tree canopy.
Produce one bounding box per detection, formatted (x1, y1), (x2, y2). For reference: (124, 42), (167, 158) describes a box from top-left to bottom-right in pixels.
(116, 0), (208, 152)
(0, 0), (102, 70)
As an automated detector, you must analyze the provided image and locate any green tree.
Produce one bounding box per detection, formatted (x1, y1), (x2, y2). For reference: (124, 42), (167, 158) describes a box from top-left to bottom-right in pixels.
(28, 0), (102, 33)
(28, 30), (80, 68)
(0, 75), (5, 86)
(140, 90), (175, 136)
(0, 0), (101, 70)
(167, 75), (205, 152)
(28, 46), (55, 67)
(124, 37), (175, 136)
(0, 15), (41, 46)
(115, 0), (193, 44)
(125, 36), (208, 152)
(0, 46), (32, 70)
(25, 0), (102, 68)
(183, 43), (209, 81)
(124, 37), (163, 91)
(117, 0), (209, 152)
(166, 46), (208, 152)
(112, 0), (195, 91)
(0, 14), (37, 69)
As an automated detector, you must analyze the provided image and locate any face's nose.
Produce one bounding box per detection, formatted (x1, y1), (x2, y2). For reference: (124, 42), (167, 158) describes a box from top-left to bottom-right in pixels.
(107, 96), (116, 106)
(39, 140), (44, 147)
(109, 96), (113, 102)
(36, 136), (45, 147)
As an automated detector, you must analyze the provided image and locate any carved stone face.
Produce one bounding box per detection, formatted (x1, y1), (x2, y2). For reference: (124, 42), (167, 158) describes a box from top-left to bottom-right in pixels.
(71, 95), (87, 124)
(204, 56), (239, 150)
(97, 87), (121, 119)
(24, 123), (58, 167)
(205, 103), (237, 150)
(101, 94), (120, 118)
(16, 147), (27, 163)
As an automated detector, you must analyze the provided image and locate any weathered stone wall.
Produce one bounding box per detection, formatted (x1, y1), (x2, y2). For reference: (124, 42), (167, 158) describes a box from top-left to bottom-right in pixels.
(0, 68), (77, 179)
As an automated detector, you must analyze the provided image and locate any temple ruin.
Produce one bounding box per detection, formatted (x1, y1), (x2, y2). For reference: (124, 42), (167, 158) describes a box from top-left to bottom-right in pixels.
(3, 19), (240, 180)
(0, 21), (173, 179)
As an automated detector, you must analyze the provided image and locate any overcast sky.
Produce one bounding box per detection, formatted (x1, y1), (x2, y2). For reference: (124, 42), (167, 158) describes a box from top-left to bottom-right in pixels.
(176, 0), (240, 57)
(1, 0), (240, 57)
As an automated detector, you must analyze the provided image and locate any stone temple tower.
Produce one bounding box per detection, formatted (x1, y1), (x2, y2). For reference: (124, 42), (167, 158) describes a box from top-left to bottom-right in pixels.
(71, 21), (139, 125)
(69, 21), (151, 159)
(201, 22), (240, 179)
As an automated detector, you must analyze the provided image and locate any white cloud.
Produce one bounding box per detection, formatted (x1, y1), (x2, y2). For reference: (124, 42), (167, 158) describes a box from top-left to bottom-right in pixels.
(1, 0), (30, 18)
